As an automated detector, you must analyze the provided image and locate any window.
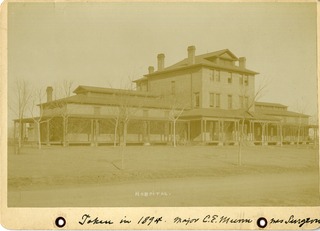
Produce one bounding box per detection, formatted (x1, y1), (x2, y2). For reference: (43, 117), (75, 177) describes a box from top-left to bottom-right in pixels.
(210, 70), (215, 82)
(210, 93), (214, 107)
(244, 96), (249, 108)
(244, 75), (249, 86)
(239, 96), (244, 108)
(94, 107), (101, 115)
(194, 92), (200, 108)
(215, 94), (220, 108)
(210, 93), (220, 108)
(228, 95), (232, 109)
(227, 73), (232, 84)
(171, 81), (175, 95)
(215, 70), (220, 82)
(239, 75), (243, 85)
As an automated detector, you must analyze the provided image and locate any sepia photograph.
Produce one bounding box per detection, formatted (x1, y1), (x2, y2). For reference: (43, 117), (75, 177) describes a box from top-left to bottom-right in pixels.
(4, 0), (319, 212)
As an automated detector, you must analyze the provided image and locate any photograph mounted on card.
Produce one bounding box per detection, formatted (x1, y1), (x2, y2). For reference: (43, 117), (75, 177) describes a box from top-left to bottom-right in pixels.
(1, 0), (319, 229)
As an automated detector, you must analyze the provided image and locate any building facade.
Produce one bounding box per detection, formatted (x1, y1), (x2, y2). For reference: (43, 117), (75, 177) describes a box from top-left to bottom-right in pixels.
(14, 46), (318, 146)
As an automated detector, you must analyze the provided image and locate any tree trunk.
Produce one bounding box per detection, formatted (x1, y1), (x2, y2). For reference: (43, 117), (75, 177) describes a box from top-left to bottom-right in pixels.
(238, 117), (245, 166)
(297, 118), (301, 146)
(280, 124), (283, 147)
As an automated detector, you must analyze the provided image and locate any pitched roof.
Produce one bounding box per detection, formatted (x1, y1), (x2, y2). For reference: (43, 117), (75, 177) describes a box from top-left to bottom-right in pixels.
(256, 109), (309, 118)
(73, 85), (159, 98)
(255, 101), (288, 108)
(41, 93), (174, 109)
(138, 49), (259, 80)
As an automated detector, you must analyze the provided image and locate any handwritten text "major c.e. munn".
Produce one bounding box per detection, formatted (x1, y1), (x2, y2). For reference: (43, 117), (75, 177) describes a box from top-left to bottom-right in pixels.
(174, 215), (253, 225)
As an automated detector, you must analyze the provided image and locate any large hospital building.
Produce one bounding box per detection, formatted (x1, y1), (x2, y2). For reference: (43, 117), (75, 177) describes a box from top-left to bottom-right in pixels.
(15, 46), (318, 146)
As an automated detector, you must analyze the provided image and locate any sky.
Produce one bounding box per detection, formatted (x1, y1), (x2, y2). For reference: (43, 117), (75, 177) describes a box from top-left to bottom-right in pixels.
(7, 2), (318, 121)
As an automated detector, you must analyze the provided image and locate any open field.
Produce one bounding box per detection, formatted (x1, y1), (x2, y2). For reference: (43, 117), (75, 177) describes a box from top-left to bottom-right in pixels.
(7, 145), (320, 207)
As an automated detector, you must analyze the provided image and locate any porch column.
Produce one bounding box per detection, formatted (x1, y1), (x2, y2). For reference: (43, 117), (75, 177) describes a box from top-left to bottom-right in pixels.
(46, 120), (50, 146)
(90, 119), (94, 146)
(62, 117), (66, 146)
(266, 123), (269, 142)
(187, 121), (191, 142)
(218, 120), (224, 146)
(201, 119), (204, 142)
(290, 127), (294, 144)
(95, 120), (99, 145)
(234, 120), (239, 145)
(249, 121), (252, 141)
(204, 119), (207, 143)
(147, 121), (151, 143)
(276, 124), (281, 145)
(262, 123), (266, 145)
(252, 122), (255, 142)
(314, 127), (318, 146)
(13, 121), (17, 145)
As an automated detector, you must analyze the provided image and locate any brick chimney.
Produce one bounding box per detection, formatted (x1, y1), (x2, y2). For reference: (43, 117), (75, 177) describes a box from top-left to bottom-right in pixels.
(157, 53), (165, 71)
(46, 86), (53, 102)
(188, 45), (196, 65)
(239, 57), (246, 68)
(148, 66), (154, 74)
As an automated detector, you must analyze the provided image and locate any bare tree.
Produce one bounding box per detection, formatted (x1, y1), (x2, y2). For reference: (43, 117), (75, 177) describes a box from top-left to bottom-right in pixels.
(10, 80), (32, 153)
(48, 81), (74, 146)
(166, 96), (187, 147)
(28, 88), (50, 149)
(107, 77), (146, 147)
(163, 92), (189, 147)
(238, 78), (267, 166)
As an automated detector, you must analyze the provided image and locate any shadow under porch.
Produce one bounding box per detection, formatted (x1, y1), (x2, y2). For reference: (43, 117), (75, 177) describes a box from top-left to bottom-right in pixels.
(37, 117), (189, 146)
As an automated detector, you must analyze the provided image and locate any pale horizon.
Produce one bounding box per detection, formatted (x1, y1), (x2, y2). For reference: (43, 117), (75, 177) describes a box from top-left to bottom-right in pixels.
(7, 2), (318, 122)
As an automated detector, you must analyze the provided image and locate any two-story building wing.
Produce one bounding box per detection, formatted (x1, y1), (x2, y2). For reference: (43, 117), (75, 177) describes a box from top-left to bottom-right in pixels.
(135, 46), (257, 111)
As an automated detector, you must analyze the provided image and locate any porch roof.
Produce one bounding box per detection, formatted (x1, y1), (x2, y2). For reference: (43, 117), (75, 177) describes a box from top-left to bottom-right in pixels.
(256, 109), (310, 118)
(180, 108), (280, 121)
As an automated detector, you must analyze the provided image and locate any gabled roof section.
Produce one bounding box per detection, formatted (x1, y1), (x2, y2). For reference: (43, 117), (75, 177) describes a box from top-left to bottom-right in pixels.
(199, 49), (238, 61)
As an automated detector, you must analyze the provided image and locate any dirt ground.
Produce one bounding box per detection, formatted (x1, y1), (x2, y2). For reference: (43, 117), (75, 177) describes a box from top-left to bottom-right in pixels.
(7, 145), (320, 207)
